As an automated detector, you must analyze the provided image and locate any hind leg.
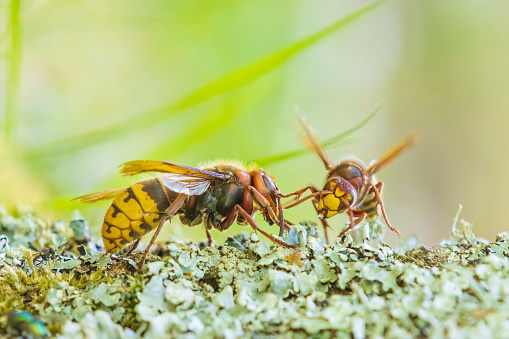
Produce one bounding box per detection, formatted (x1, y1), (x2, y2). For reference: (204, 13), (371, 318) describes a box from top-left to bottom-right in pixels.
(137, 194), (187, 272)
(206, 229), (214, 247)
(370, 181), (401, 237)
(125, 238), (142, 257)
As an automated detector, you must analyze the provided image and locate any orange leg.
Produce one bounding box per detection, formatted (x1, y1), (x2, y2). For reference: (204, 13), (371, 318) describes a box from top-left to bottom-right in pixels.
(370, 181), (401, 237)
(281, 184), (329, 208)
(255, 187), (296, 236)
(283, 184), (333, 243)
(250, 186), (282, 233)
(206, 229), (214, 247)
(276, 195), (285, 237)
(337, 199), (367, 239)
(137, 194), (187, 272)
(280, 184), (319, 200)
(235, 205), (297, 249)
(284, 191), (327, 209)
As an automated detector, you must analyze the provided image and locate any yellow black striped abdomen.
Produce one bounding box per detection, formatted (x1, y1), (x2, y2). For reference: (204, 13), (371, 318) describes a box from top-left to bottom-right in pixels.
(101, 178), (177, 253)
(356, 193), (379, 219)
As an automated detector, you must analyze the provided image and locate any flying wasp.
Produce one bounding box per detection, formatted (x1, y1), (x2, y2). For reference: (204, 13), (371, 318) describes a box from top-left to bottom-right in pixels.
(283, 115), (418, 243)
(74, 160), (296, 270)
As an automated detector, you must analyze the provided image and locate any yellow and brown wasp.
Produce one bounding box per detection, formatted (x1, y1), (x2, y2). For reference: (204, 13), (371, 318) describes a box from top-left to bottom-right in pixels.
(284, 115), (418, 243)
(74, 160), (296, 270)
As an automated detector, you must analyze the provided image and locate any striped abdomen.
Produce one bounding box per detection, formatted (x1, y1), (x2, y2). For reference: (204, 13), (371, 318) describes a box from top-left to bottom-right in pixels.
(101, 178), (180, 253)
(355, 193), (379, 219)
(353, 179), (382, 219)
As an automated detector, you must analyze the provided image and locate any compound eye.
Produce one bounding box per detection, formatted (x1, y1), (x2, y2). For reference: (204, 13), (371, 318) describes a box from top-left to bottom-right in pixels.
(261, 173), (277, 203)
(261, 173), (276, 191)
(325, 178), (357, 203)
(338, 180), (357, 204)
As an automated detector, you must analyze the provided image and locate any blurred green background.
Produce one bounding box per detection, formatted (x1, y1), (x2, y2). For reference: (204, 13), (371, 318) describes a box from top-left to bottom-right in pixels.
(1, 0), (508, 246)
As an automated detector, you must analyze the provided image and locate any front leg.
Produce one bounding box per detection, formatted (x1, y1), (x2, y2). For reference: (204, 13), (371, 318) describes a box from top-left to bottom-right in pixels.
(337, 199), (366, 239)
(284, 189), (331, 209)
(280, 184), (320, 201)
(250, 186), (284, 236)
(235, 205), (297, 249)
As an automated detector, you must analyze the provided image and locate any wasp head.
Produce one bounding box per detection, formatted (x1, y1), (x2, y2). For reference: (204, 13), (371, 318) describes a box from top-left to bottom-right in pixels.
(317, 177), (357, 219)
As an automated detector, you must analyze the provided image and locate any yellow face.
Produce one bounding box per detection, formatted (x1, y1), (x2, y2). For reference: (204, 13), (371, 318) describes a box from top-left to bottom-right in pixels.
(316, 180), (353, 219)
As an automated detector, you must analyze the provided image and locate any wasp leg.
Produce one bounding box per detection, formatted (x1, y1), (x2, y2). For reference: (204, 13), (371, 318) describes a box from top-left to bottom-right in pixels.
(125, 238), (142, 258)
(137, 194), (187, 272)
(312, 199), (331, 244)
(280, 184), (320, 201)
(277, 195), (285, 236)
(337, 200), (366, 239)
(235, 205), (298, 249)
(283, 185), (331, 242)
(370, 181), (401, 237)
(250, 186), (285, 236)
(206, 229), (214, 247)
(216, 200), (241, 232)
(284, 190), (331, 209)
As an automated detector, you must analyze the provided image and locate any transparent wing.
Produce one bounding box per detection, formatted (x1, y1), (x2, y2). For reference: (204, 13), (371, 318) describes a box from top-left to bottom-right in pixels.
(365, 133), (419, 176)
(159, 174), (213, 196)
(252, 103), (380, 167)
(73, 188), (125, 203)
(119, 160), (230, 180)
(297, 112), (332, 170)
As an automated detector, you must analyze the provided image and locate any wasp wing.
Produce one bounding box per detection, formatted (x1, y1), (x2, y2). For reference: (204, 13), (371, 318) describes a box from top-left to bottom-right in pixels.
(119, 160), (230, 180)
(365, 133), (419, 176)
(73, 188), (126, 203)
(297, 112), (332, 170)
(253, 104), (380, 167)
(159, 174), (216, 196)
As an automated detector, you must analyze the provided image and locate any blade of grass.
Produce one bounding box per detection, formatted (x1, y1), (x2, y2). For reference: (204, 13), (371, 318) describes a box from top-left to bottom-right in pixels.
(253, 137), (360, 167)
(252, 102), (382, 167)
(4, 0), (22, 144)
(145, 101), (239, 161)
(31, 1), (386, 158)
(144, 76), (281, 161)
(173, 1), (386, 111)
(322, 101), (382, 148)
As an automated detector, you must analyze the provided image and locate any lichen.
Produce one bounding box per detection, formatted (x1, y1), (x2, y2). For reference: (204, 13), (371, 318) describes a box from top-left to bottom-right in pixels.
(2, 207), (509, 338)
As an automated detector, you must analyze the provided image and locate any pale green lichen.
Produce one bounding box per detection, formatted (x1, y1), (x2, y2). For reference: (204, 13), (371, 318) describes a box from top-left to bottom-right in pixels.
(1, 207), (509, 338)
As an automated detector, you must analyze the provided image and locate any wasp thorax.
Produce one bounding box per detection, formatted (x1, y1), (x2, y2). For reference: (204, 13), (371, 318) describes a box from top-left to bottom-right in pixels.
(317, 178), (357, 219)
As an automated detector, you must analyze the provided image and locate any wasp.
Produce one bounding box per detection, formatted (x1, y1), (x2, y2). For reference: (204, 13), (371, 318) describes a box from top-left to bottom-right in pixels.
(283, 116), (418, 243)
(74, 160), (296, 270)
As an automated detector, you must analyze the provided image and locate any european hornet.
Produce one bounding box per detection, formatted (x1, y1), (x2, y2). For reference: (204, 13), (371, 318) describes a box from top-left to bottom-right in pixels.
(74, 160), (297, 270)
(284, 115), (418, 243)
